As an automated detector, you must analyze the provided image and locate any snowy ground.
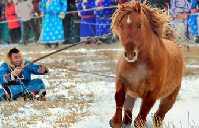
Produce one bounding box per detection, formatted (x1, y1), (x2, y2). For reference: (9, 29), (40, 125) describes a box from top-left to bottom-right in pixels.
(0, 44), (199, 128)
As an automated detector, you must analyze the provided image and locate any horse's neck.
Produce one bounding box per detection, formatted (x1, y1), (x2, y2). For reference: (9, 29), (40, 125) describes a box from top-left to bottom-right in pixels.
(141, 34), (165, 60)
(150, 34), (164, 49)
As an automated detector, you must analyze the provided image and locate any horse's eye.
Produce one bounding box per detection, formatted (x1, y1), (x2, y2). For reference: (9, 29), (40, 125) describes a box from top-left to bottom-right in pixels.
(137, 23), (142, 29)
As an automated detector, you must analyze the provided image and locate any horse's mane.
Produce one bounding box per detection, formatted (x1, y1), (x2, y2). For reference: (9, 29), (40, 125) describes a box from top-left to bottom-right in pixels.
(111, 2), (175, 40)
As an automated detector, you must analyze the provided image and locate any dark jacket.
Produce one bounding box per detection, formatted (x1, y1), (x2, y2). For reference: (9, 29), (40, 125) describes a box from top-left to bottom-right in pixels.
(0, 60), (48, 86)
(143, 0), (170, 9)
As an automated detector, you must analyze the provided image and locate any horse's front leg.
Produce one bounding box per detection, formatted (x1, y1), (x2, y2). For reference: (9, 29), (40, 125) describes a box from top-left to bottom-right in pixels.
(123, 95), (136, 126)
(110, 82), (126, 128)
(134, 91), (156, 128)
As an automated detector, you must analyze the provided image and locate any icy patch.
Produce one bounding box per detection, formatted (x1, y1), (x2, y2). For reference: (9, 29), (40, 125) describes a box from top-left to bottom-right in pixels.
(186, 64), (199, 68)
(48, 107), (69, 115)
(0, 102), (71, 127)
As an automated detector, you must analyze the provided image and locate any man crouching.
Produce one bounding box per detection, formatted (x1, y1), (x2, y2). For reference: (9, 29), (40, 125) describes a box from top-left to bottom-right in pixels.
(0, 48), (48, 101)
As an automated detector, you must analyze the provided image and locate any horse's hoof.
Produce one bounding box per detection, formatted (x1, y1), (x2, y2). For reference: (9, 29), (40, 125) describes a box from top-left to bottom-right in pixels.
(109, 119), (123, 128)
(121, 123), (132, 128)
(109, 119), (113, 127)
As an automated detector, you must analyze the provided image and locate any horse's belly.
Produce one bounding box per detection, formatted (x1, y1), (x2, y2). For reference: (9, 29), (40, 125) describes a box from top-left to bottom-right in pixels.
(126, 90), (140, 98)
(158, 83), (180, 99)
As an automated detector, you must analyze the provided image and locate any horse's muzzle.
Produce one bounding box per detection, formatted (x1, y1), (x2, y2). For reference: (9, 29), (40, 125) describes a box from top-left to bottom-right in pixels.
(124, 50), (138, 63)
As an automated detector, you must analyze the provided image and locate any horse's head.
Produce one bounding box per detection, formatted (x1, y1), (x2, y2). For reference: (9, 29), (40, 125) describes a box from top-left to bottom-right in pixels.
(112, 2), (170, 63)
(112, 2), (147, 63)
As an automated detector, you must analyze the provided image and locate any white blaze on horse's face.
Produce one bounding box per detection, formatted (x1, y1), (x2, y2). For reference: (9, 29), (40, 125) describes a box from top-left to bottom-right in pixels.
(127, 15), (132, 24)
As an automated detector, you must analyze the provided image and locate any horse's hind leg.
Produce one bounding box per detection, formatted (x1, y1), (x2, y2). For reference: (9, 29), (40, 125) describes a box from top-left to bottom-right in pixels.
(111, 82), (126, 128)
(134, 91), (156, 128)
(123, 95), (136, 126)
(154, 85), (181, 127)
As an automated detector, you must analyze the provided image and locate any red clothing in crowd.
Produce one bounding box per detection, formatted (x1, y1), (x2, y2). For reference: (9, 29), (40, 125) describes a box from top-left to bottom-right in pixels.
(119, 0), (129, 4)
(5, 4), (20, 29)
(119, 0), (125, 3)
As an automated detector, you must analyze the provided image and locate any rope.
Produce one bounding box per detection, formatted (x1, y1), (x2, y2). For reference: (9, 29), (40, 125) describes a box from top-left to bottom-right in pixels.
(11, 71), (29, 93)
(30, 41), (85, 65)
(11, 72), (43, 101)
(24, 32), (117, 78)
(24, 32), (113, 67)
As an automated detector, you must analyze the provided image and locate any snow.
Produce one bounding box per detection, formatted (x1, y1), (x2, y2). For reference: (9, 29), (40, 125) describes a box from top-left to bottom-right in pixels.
(186, 64), (199, 68)
(69, 77), (199, 128)
(0, 46), (198, 128)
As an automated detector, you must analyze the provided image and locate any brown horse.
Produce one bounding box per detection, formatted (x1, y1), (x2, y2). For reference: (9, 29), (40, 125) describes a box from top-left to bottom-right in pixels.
(110, 2), (184, 128)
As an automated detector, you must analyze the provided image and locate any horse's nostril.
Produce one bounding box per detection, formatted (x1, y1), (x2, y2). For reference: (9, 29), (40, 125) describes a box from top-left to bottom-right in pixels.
(124, 52), (128, 58)
(133, 51), (137, 57)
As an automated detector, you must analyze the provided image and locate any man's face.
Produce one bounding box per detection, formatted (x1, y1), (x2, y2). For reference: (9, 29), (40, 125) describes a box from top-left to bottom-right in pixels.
(10, 53), (22, 67)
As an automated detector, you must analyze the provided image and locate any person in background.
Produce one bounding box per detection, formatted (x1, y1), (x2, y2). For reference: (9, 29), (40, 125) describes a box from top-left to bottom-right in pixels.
(95, 0), (116, 44)
(188, 0), (199, 43)
(69, 0), (80, 44)
(63, 0), (72, 44)
(39, 0), (67, 48)
(0, 0), (7, 21)
(0, 48), (48, 101)
(170, 0), (190, 39)
(63, 0), (80, 44)
(143, 0), (169, 9)
(0, 0), (3, 20)
(0, 0), (4, 43)
(32, 0), (41, 43)
(5, 0), (21, 44)
(77, 0), (97, 44)
(0, 0), (10, 44)
(14, 0), (35, 44)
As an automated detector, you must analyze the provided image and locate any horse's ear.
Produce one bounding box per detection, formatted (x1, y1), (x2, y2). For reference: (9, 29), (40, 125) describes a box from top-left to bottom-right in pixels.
(134, 2), (142, 13)
(143, 0), (148, 5)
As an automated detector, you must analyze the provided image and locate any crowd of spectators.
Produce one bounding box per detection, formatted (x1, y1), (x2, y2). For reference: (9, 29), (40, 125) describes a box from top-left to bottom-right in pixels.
(0, 0), (199, 47)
